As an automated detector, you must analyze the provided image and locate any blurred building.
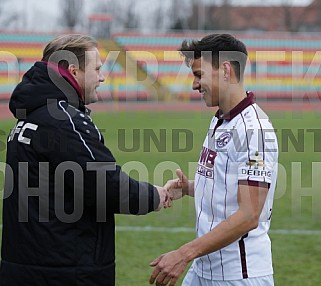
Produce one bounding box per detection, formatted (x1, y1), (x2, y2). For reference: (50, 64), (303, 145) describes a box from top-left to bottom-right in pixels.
(189, 0), (321, 32)
(88, 14), (112, 38)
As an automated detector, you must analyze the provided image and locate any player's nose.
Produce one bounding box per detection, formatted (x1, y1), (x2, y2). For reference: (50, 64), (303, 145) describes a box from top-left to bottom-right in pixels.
(192, 78), (200, 91)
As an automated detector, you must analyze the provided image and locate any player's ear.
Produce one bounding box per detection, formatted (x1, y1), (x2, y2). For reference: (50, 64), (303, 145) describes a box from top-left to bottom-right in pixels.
(68, 64), (78, 77)
(222, 61), (231, 81)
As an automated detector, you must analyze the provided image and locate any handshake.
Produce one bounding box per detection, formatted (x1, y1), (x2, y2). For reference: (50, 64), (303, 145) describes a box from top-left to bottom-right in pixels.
(155, 169), (194, 211)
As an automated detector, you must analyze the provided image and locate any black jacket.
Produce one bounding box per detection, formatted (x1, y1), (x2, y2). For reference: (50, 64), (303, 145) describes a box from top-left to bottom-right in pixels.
(0, 62), (159, 286)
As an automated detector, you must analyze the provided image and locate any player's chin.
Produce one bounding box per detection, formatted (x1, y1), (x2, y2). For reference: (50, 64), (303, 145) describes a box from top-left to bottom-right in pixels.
(203, 96), (215, 107)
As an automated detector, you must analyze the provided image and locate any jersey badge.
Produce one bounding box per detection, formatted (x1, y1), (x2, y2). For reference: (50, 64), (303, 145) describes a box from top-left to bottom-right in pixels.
(246, 151), (265, 169)
(216, 131), (232, 148)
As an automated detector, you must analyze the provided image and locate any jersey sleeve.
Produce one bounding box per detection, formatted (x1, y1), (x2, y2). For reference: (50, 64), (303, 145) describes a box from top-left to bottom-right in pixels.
(235, 116), (278, 186)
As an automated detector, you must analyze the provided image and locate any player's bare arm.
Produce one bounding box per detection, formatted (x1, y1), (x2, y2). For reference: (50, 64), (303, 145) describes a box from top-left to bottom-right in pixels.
(149, 184), (269, 286)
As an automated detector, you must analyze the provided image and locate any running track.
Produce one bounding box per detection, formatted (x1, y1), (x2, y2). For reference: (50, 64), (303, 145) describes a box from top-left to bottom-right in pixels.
(1, 101), (321, 120)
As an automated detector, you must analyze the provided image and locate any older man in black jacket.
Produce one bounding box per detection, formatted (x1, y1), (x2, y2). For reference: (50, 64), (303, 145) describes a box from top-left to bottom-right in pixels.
(0, 34), (169, 286)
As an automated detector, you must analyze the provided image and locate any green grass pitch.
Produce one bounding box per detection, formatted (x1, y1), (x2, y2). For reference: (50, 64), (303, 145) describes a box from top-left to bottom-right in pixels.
(0, 109), (321, 285)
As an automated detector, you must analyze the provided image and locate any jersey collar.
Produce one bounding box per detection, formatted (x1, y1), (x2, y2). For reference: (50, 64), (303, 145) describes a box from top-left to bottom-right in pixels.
(215, 91), (255, 121)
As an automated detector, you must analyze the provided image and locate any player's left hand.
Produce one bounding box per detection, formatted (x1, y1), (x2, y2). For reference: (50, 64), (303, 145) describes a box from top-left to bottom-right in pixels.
(149, 249), (188, 286)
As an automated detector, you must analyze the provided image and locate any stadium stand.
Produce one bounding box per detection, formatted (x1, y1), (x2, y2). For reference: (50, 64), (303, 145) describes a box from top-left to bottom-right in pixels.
(112, 32), (321, 102)
(1, 31), (321, 103)
(0, 32), (56, 101)
(99, 39), (171, 101)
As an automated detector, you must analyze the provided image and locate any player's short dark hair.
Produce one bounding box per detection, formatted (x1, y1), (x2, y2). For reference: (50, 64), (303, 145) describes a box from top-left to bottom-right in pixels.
(42, 34), (97, 70)
(179, 34), (248, 81)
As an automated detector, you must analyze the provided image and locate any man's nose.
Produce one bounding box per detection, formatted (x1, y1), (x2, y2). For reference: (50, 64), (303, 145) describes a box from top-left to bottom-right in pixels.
(192, 78), (200, 90)
(99, 70), (105, 82)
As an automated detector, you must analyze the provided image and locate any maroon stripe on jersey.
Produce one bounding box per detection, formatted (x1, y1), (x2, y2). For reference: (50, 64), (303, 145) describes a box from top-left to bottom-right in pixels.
(209, 171), (216, 229)
(239, 234), (249, 279)
(219, 250), (225, 280)
(195, 176), (204, 233)
(224, 156), (229, 219)
(208, 165), (215, 279)
(239, 180), (270, 189)
(240, 113), (251, 162)
(206, 254), (213, 279)
(195, 176), (206, 278)
(251, 105), (265, 161)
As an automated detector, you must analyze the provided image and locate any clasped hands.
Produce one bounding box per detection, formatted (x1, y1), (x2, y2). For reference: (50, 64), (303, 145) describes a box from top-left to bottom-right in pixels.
(156, 169), (189, 210)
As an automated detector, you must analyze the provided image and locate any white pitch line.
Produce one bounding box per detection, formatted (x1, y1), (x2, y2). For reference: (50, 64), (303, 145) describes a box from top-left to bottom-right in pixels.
(115, 226), (321, 236)
(0, 224), (320, 236)
(116, 226), (195, 233)
(269, 229), (321, 236)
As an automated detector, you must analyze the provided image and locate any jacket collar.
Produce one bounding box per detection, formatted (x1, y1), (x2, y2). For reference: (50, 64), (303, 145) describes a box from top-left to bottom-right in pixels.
(45, 61), (83, 102)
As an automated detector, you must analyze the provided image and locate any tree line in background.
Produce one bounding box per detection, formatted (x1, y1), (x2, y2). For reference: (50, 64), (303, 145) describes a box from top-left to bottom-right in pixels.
(89, 0), (321, 33)
(0, 0), (320, 33)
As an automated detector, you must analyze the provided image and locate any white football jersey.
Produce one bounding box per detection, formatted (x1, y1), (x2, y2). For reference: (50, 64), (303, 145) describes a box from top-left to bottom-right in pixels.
(193, 92), (278, 281)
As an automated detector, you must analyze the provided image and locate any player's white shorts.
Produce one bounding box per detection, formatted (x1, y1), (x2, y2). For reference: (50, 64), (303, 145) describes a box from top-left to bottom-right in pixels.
(182, 266), (274, 286)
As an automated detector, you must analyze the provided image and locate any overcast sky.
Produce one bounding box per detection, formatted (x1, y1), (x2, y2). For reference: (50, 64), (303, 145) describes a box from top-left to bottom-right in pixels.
(0, 0), (314, 32)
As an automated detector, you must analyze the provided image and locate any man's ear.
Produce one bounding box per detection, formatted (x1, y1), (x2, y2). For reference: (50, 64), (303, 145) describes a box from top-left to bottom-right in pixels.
(222, 61), (231, 81)
(68, 64), (78, 77)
